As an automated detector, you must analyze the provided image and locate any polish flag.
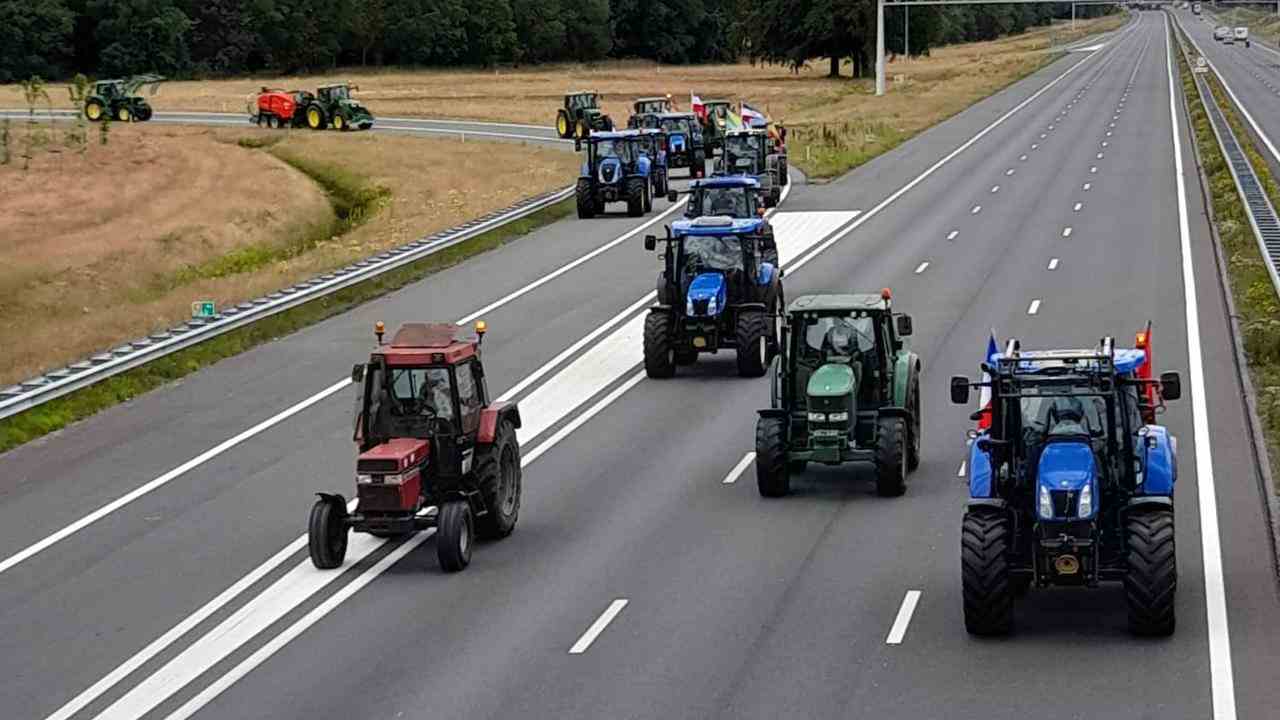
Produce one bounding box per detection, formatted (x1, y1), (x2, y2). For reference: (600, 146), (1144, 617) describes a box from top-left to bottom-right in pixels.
(742, 102), (767, 127)
(976, 329), (998, 430)
(691, 93), (706, 121)
(1135, 321), (1157, 423)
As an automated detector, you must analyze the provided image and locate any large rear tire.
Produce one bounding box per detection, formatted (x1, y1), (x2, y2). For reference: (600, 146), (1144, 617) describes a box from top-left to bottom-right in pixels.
(575, 178), (596, 219)
(756, 415), (790, 497)
(135, 102), (152, 122)
(556, 110), (571, 138)
(1125, 508), (1177, 636)
(436, 500), (473, 573)
(626, 178), (645, 217)
(874, 415), (907, 497)
(907, 376), (921, 472)
(308, 497), (348, 570)
(475, 421), (521, 540)
(735, 310), (769, 378)
(643, 312), (677, 378)
(962, 508), (1014, 635)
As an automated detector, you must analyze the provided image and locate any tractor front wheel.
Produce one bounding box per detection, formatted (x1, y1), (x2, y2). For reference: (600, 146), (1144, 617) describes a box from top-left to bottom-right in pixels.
(643, 312), (677, 378)
(961, 508), (1014, 635)
(116, 106), (131, 122)
(642, 183), (653, 213)
(308, 497), (348, 570)
(874, 415), (907, 497)
(575, 119), (589, 139)
(575, 178), (596, 219)
(307, 106), (325, 130)
(436, 500), (473, 573)
(475, 420), (521, 540)
(735, 310), (769, 378)
(84, 100), (104, 121)
(334, 114), (347, 131)
(267, 114), (279, 129)
(1125, 508), (1177, 636)
(656, 170), (669, 197)
(756, 415), (791, 498)
(626, 178), (646, 217)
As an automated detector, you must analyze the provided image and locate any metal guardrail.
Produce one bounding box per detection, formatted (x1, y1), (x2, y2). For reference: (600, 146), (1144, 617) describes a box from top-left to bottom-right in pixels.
(1175, 17), (1280, 299)
(0, 185), (574, 421)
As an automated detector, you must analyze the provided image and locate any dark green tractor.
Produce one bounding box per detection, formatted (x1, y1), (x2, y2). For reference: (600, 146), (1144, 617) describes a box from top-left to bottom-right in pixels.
(755, 292), (921, 498)
(83, 74), (164, 122)
(304, 83), (374, 131)
(557, 91), (614, 139)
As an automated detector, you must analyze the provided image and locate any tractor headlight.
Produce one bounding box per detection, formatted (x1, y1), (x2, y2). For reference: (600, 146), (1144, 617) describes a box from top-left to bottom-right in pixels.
(1039, 485), (1054, 519)
(808, 412), (826, 422)
(381, 471), (408, 486)
(706, 296), (719, 316)
(1077, 483), (1093, 518)
(686, 297), (696, 316)
(828, 411), (849, 422)
(356, 474), (374, 484)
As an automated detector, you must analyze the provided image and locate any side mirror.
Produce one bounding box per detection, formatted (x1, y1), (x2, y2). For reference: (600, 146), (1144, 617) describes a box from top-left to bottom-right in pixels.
(667, 190), (678, 203)
(351, 363), (365, 383)
(896, 314), (913, 337)
(950, 376), (971, 405)
(644, 234), (657, 251)
(1159, 371), (1182, 401)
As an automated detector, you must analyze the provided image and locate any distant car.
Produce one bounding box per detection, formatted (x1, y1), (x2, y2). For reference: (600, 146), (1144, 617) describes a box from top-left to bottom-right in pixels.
(1214, 26), (1230, 42)
(1235, 27), (1251, 47)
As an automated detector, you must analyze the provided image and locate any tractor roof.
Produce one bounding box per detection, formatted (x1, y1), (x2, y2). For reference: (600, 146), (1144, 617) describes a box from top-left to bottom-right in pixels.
(692, 176), (762, 189)
(657, 112), (698, 119)
(636, 96), (670, 102)
(788, 294), (888, 314)
(586, 131), (643, 141)
(318, 83), (352, 89)
(672, 217), (764, 236)
(993, 348), (1145, 375)
(378, 323), (477, 366)
(567, 90), (597, 96)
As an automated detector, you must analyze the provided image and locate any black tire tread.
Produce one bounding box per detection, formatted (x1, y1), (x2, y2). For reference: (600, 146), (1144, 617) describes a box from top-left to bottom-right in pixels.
(961, 509), (1014, 635)
(756, 416), (790, 497)
(874, 416), (907, 496)
(643, 312), (676, 378)
(735, 310), (768, 377)
(1125, 508), (1177, 636)
(436, 501), (472, 573)
(474, 420), (521, 540)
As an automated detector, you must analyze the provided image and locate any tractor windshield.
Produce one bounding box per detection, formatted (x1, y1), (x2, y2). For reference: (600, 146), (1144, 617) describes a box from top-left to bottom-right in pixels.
(328, 86), (350, 101)
(570, 94), (595, 110)
(725, 135), (762, 170)
(661, 117), (693, 134)
(596, 139), (637, 163)
(683, 235), (744, 274)
(802, 316), (877, 359)
(1018, 387), (1107, 441)
(694, 188), (750, 217)
(387, 367), (456, 421)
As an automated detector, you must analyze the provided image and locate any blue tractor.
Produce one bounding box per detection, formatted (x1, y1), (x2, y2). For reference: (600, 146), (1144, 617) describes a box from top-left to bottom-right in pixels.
(634, 128), (671, 198)
(673, 176), (778, 268)
(950, 329), (1183, 636)
(575, 132), (653, 219)
(642, 216), (783, 378)
(654, 112), (707, 178)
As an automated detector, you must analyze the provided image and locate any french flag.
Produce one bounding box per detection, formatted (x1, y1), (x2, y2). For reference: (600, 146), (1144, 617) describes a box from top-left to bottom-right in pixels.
(976, 329), (998, 430)
(742, 102), (766, 127)
(691, 93), (706, 121)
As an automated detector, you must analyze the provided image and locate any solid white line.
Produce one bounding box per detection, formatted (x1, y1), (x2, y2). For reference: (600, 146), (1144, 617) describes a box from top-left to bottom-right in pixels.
(947, 230), (959, 240)
(1027, 299), (1041, 315)
(885, 591), (922, 645)
(1074, 202), (1083, 211)
(914, 261), (930, 274)
(1165, 14), (1238, 719)
(521, 372), (647, 465)
(0, 378), (351, 577)
(1048, 257), (1060, 270)
(957, 461), (967, 477)
(971, 205), (982, 214)
(569, 599), (629, 654)
(1062, 227), (1073, 238)
(722, 452), (756, 484)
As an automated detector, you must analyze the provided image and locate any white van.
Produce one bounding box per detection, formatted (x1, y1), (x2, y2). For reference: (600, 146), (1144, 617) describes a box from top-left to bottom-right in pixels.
(1215, 26), (1231, 42)
(1235, 27), (1251, 47)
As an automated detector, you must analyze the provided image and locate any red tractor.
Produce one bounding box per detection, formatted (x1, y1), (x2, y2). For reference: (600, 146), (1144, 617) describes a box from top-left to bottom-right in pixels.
(308, 321), (523, 572)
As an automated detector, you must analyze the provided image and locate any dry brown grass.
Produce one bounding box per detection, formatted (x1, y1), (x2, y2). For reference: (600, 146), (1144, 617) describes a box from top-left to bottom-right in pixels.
(0, 124), (577, 384)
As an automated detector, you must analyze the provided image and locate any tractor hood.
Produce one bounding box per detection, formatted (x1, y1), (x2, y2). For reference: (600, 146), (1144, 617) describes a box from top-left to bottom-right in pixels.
(1037, 441), (1098, 520)
(807, 363), (855, 398)
(686, 272), (727, 317)
(356, 437), (429, 474)
(598, 156), (623, 184)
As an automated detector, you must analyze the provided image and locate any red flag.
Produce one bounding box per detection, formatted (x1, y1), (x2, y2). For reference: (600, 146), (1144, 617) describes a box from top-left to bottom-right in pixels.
(977, 329), (998, 430)
(690, 93), (706, 121)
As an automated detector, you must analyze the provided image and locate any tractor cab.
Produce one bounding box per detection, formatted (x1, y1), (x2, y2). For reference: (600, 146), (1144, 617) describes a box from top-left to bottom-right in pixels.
(950, 330), (1183, 635)
(318, 83), (354, 102)
(574, 132), (653, 217)
(654, 112), (706, 177)
(677, 176), (776, 265)
(700, 99), (734, 153)
(718, 129), (788, 204)
(634, 128), (671, 197)
(558, 91), (613, 138)
(633, 96), (674, 116)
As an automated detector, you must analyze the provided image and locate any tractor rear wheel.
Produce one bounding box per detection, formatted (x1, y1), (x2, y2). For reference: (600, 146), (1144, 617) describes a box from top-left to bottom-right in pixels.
(575, 178), (596, 219)
(735, 310), (769, 378)
(874, 415), (907, 497)
(961, 507), (1014, 635)
(1124, 508), (1177, 636)
(85, 100), (104, 121)
(136, 103), (152, 121)
(643, 312), (677, 378)
(626, 178), (646, 217)
(436, 500), (473, 573)
(575, 119), (589, 139)
(116, 106), (131, 122)
(308, 497), (348, 570)
(556, 111), (570, 138)
(756, 415), (790, 497)
(907, 376), (921, 472)
(475, 420), (521, 540)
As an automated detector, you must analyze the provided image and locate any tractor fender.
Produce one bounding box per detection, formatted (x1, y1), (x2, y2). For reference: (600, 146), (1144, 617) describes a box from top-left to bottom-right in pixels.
(967, 440), (994, 498)
(478, 401), (521, 444)
(892, 351), (921, 408)
(757, 407), (789, 421)
(637, 155), (651, 177)
(1124, 496), (1174, 512)
(655, 272), (672, 306)
(733, 302), (768, 313)
(1138, 425), (1176, 496)
(966, 497), (1009, 512)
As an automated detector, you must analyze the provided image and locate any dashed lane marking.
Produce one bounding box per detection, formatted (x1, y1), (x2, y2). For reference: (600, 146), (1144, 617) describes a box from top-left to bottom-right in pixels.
(1028, 299), (1042, 315)
(722, 452), (756, 484)
(915, 261), (930, 274)
(885, 591), (923, 645)
(1048, 257), (1060, 270)
(569, 599), (629, 654)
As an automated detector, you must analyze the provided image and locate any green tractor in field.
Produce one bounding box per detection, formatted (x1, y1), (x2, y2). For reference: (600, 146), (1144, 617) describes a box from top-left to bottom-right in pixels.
(557, 91), (614, 139)
(304, 83), (374, 131)
(755, 291), (921, 498)
(83, 74), (165, 122)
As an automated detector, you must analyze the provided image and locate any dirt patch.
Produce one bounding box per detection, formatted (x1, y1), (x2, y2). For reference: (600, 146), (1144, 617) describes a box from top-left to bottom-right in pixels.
(0, 124), (578, 385)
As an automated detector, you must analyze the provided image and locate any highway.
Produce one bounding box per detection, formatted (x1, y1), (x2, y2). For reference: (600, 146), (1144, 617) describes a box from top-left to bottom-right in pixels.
(1, 10), (1277, 719)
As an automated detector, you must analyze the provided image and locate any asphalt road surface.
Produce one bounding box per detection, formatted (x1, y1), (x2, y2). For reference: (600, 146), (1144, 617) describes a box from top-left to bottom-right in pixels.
(1, 11), (1277, 720)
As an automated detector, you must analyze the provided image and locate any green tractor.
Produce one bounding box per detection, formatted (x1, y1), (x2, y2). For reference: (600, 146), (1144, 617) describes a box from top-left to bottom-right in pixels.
(304, 83), (374, 131)
(755, 292), (921, 498)
(557, 91), (614, 139)
(83, 74), (164, 122)
(700, 99), (734, 155)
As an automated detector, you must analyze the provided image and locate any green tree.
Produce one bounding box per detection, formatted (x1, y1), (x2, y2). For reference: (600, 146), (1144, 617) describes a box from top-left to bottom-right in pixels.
(565, 0), (610, 61)
(0, 0), (75, 82)
(512, 0), (567, 63)
(89, 0), (193, 75)
(464, 0), (518, 66)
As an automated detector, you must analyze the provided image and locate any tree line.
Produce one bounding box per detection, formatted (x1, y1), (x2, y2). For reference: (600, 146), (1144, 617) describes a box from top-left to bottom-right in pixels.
(2, 0), (1113, 83)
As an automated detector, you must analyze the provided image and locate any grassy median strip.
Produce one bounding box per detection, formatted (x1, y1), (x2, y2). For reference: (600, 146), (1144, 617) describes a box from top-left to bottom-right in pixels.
(0, 199), (571, 453)
(1175, 29), (1280, 486)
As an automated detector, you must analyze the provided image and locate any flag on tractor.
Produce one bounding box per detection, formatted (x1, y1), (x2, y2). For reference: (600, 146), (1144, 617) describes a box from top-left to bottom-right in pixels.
(976, 329), (999, 430)
(1134, 321), (1157, 424)
(691, 93), (706, 121)
(742, 102), (767, 127)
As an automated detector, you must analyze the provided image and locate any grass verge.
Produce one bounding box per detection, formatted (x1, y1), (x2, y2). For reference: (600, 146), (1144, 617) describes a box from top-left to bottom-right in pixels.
(0, 198), (572, 452)
(1174, 26), (1280, 488)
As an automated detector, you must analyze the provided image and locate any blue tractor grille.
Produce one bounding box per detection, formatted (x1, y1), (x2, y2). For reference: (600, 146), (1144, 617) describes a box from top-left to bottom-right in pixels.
(691, 297), (711, 315)
(1051, 490), (1076, 518)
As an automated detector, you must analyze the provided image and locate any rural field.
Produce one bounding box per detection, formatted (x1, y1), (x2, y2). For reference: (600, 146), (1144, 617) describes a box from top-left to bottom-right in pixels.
(0, 125), (577, 385)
